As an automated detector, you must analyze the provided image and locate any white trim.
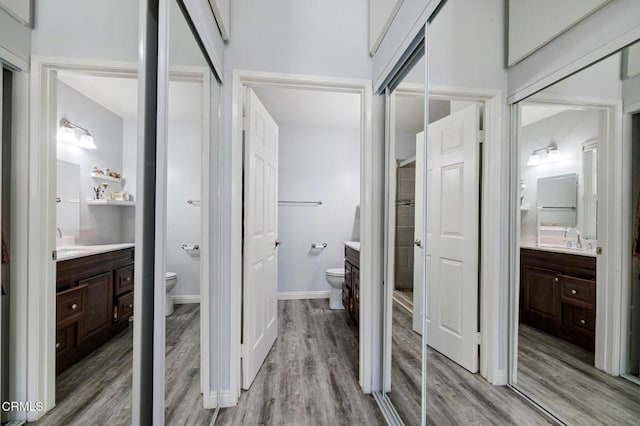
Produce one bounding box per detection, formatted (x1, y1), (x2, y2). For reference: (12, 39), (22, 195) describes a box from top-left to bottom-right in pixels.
(277, 291), (331, 300)
(370, 0), (405, 55)
(203, 389), (234, 409)
(0, 45), (28, 72)
(229, 70), (377, 405)
(172, 295), (202, 304)
(6, 67), (30, 424)
(28, 56), (214, 419)
(507, 26), (640, 104)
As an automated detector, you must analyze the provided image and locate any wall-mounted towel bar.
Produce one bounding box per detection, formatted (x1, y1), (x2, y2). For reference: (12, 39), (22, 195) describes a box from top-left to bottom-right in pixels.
(278, 200), (323, 206)
(396, 200), (415, 207)
(187, 199), (201, 205)
(181, 244), (199, 251)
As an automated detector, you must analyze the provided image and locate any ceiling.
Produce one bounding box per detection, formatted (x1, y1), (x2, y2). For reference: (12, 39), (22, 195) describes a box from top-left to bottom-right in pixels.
(57, 73), (203, 121)
(520, 104), (586, 127)
(251, 86), (360, 130)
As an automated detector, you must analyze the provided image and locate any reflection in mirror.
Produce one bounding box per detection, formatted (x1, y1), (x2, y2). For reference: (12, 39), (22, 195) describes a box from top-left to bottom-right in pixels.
(165, 1), (218, 422)
(56, 160), (80, 244)
(513, 42), (640, 423)
(385, 55), (425, 426)
(427, 0), (551, 423)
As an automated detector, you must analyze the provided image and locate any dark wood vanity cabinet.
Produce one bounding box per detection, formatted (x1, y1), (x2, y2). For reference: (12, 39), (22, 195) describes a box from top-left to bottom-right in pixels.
(56, 247), (134, 375)
(520, 248), (596, 352)
(344, 246), (360, 325)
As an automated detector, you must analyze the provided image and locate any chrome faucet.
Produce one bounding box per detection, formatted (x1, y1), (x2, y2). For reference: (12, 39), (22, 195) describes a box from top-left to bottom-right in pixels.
(57, 227), (62, 239)
(564, 227), (582, 249)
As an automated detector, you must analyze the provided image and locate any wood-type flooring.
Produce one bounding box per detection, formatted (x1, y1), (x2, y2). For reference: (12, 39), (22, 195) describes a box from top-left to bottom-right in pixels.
(35, 304), (213, 426)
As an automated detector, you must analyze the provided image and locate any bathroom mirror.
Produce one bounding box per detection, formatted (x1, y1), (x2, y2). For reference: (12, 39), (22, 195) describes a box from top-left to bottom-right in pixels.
(511, 39), (640, 423)
(56, 160), (80, 242)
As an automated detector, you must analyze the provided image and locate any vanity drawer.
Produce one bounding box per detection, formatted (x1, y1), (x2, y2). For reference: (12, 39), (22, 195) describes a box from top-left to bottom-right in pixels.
(56, 324), (76, 355)
(114, 264), (134, 296)
(116, 292), (134, 323)
(560, 275), (595, 309)
(564, 305), (595, 332)
(56, 284), (88, 328)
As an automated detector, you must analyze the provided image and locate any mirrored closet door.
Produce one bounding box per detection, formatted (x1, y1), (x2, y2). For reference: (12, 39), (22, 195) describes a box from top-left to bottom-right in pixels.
(509, 35), (640, 424)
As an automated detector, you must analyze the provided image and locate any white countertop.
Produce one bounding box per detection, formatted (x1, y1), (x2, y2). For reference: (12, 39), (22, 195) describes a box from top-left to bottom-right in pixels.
(343, 241), (360, 252)
(56, 243), (135, 262)
(520, 242), (596, 258)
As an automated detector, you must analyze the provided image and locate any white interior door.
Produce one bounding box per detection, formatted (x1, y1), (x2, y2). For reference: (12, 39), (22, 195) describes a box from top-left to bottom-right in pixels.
(242, 87), (279, 390)
(418, 104), (481, 373)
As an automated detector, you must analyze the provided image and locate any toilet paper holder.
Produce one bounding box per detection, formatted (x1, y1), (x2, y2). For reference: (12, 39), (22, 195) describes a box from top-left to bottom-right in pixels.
(311, 243), (328, 249)
(181, 244), (199, 252)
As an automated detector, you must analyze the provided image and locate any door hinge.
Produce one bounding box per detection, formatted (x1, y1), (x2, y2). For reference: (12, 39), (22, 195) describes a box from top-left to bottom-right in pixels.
(476, 332), (482, 345)
(478, 130), (485, 144)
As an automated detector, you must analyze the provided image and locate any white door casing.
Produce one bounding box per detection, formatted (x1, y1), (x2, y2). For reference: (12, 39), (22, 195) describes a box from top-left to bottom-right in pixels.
(413, 130), (425, 335)
(423, 104), (481, 373)
(242, 87), (279, 390)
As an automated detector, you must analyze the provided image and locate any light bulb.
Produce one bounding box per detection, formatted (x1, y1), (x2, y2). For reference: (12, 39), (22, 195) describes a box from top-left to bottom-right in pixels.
(58, 126), (77, 145)
(78, 133), (97, 149)
(527, 153), (541, 166)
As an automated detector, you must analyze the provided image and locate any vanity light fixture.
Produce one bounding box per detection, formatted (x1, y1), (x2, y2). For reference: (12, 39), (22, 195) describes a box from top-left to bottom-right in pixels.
(58, 118), (97, 149)
(527, 142), (559, 166)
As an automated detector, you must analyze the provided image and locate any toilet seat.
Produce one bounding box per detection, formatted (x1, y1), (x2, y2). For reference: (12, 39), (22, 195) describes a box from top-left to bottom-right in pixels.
(326, 268), (344, 277)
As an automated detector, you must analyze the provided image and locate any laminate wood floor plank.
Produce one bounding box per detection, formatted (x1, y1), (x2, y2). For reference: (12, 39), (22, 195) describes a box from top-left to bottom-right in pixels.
(35, 304), (213, 426)
(388, 302), (553, 426)
(216, 300), (385, 426)
(517, 324), (640, 425)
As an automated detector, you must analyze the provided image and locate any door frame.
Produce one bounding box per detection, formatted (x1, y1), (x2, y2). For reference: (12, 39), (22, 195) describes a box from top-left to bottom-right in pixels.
(382, 83), (506, 392)
(229, 70), (375, 402)
(27, 56), (214, 418)
(507, 93), (624, 387)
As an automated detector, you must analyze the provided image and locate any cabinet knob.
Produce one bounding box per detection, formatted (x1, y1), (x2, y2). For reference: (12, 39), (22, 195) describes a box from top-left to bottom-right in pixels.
(55, 342), (60, 349)
(125, 277), (131, 282)
(128, 304), (133, 308)
(70, 303), (78, 310)
(414, 239), (423, 248)
(580, 319), (587, 325)
(571, 289), (577, 295)
(554, 277), (559, 283)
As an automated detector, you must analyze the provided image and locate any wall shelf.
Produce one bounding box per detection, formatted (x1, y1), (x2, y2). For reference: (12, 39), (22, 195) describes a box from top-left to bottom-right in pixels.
(86, 199), (135, 207)
(91, 173), (121, 183)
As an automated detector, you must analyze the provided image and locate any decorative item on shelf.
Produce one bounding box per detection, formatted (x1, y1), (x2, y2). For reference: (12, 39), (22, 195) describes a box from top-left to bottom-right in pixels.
(93, 183), (109, 200)
(111, 191), (124, 201)
(108, 171), (121, 179)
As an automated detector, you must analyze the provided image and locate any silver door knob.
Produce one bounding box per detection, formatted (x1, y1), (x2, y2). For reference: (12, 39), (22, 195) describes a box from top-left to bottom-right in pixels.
(414, 239), (422, 248)
(275, 240), (282, 247)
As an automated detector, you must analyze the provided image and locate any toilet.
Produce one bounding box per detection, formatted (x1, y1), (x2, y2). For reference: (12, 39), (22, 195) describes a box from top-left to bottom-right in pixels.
(165, 272), (177, 316)
(325, 268), (345, 310)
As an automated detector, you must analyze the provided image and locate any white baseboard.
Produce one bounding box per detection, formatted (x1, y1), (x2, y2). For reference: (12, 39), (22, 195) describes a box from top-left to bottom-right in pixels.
(203, 389), (235, 408)
(277, 290), (331, 300)
(172, 294), (200, 304)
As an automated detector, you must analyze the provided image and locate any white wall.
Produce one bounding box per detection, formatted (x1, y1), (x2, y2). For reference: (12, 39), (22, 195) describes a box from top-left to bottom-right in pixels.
(519, 109), (600, 244)
(277, 126), (360, 295)
(166, 119), (202, 297)
(56, 81), (125, 245)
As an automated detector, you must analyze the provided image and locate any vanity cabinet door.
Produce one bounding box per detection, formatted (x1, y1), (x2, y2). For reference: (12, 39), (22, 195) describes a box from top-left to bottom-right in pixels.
(114, 264), (134, 296)
(351, 266), (360, 324)
(344, 262), (352, 310)
(521, 265), (561, 328)
(78, 272), (114, 343)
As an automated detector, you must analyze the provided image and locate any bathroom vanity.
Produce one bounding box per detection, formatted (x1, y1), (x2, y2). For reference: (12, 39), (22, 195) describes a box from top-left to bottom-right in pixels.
(344, 242), (360, 325)
(520, 247), (596, 352)
(56, 245), (135, 375)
